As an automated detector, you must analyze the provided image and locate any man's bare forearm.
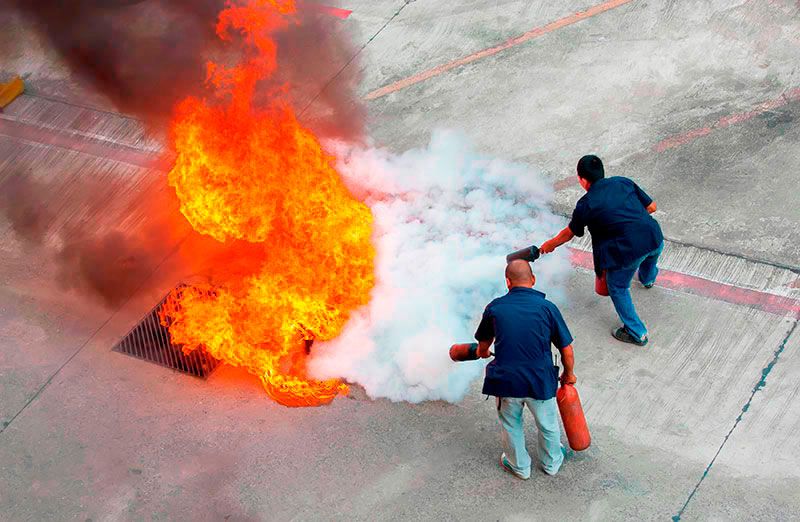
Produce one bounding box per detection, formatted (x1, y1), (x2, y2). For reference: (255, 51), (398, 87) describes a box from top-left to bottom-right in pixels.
(559, 345), (577, 384)
(540, 227), (575, 254)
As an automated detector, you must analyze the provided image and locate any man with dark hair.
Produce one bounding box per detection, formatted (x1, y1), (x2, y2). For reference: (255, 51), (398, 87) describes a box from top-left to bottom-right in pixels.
(474, 259), (577, 479)
(540, 154), (663, 346)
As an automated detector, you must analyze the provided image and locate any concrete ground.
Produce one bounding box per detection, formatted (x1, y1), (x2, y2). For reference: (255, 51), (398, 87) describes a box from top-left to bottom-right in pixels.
(2, 1), (800, 520)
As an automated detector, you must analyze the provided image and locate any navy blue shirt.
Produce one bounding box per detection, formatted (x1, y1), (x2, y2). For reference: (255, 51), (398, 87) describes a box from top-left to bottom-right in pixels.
(569, 176), (663, 274)
(475, 287), (573, 400)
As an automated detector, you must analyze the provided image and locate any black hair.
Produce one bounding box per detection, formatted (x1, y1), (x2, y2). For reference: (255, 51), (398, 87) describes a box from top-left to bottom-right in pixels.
(577, 155), (604, 183)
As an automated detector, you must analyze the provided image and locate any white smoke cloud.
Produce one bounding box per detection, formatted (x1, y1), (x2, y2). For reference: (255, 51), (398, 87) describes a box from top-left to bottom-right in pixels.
(309, 130), (570, 403)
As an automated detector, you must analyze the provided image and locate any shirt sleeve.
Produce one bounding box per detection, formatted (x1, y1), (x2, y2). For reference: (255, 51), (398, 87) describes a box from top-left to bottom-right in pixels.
(568, 200), (586, 237)
(474, 305), (495, 342)
(633, 182), (653, 207)
(548, 304), (574, 349)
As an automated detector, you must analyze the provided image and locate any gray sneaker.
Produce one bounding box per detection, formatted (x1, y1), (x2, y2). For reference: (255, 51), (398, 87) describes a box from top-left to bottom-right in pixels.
(612, 327), (648, 346)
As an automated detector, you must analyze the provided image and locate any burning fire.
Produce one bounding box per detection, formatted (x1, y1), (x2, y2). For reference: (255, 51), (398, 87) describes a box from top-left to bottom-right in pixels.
(160, 0), (375, 406)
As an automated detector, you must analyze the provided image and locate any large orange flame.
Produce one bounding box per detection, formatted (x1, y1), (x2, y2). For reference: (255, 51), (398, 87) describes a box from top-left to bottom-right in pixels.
(161, 0), (375, 406)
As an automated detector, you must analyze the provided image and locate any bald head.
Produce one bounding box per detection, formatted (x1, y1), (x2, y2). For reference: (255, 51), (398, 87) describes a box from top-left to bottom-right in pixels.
(505, 259), (535, 288)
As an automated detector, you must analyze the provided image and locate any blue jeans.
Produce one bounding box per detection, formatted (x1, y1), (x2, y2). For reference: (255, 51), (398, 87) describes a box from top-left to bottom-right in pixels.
(605, 243), (663, 340)
(497, 397), (564, 477)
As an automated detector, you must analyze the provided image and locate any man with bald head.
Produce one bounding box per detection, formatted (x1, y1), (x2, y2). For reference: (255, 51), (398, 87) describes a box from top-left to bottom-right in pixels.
(474, 259), (577, 479)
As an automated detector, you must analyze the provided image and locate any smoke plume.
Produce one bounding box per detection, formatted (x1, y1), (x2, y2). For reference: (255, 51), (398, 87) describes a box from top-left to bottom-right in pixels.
(308, 131), (570, 403)
(0, 169), (184, 308)
(2, 0), (365, 138)
(0, 0), (367, 309)
(271, 2), (366, 141)
(1, 0), (224, 129)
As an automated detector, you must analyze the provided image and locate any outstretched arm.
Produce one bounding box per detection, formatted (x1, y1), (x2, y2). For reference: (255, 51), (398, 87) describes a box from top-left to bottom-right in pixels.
(540, 227), (575, 254)
(558, 344), (577, 385)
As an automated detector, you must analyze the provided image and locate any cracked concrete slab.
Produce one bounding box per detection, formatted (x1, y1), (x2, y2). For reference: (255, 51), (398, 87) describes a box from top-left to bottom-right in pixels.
(677, 324), (800, 521)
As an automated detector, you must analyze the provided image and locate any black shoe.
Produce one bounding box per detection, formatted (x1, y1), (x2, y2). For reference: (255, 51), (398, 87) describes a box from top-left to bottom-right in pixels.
(642, 282), (655, 289)
(612, 327), (648, 346)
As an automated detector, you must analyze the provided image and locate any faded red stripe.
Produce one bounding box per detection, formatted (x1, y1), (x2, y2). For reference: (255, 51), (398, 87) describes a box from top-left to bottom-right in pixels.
(318, 5), (352, 19)
(552, 87), (800, 192)
(653, 87), (800, 153)
(553, 175), (578, 191)
(365, 0), (634, 100)
(568, 248), (800, 318)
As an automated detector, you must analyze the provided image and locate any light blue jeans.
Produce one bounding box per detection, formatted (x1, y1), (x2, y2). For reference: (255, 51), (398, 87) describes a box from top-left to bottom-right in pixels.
(606, 243), (663, 340)
(497, 397), (564, 477)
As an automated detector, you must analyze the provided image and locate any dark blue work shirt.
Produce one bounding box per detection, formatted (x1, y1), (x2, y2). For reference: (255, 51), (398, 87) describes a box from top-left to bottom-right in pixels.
(568, 176), (663, 274)
(475, 287), (573, 400)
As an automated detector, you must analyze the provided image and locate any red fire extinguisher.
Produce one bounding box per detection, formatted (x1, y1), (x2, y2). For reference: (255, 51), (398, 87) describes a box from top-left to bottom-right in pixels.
(556, 383), (591, 451)
(449, 343), (479, 361)
(595, 270), (609, 296)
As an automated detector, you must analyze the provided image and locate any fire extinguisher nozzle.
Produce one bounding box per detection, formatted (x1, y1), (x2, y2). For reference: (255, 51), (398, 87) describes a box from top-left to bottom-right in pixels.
(506, 245), (541, 264)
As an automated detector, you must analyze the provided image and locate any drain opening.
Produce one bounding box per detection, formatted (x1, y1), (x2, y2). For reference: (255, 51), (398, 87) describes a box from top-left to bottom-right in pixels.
(113, 285), (221, 378)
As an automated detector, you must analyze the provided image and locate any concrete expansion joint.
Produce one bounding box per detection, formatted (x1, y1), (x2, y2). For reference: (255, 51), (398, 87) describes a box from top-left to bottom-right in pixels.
(671, 320), (799, 521)
(660, 237), (800, 275)
(562, 216), (800, 319)
(299, 0), (414, 119)
(0, 232), (193, 438)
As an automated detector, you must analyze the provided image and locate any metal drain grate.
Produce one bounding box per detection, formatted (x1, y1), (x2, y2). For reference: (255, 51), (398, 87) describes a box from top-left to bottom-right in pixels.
(113, 286), (221, 378)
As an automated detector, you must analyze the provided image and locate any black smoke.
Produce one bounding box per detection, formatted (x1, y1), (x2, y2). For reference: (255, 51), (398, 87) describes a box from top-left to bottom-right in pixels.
(0, 0), (367, 309)
(1, 0), (366, 138)
(0, 169), (182, 308)
(1, 0), (223, 129)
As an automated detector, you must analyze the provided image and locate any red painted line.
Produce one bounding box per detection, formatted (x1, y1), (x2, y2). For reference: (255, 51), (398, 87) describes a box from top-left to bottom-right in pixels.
(552, 87), (800, 192)
(653, 87), (800, 153)
(553, 175), (578, 191)
(568, 248), (800, 318)
(364, 0), (634, 100)
(0, 117), (171, 170)
(318, 5), (352, 19)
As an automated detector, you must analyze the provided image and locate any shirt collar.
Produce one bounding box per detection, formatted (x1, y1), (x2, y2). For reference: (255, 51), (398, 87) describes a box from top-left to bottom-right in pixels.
(588, 177), (608, 191)
(508, 286), (546, 299)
